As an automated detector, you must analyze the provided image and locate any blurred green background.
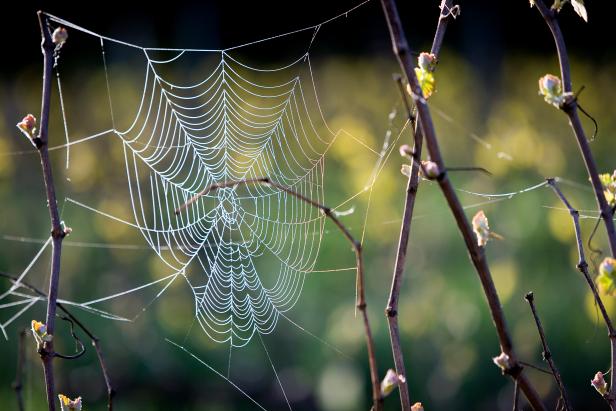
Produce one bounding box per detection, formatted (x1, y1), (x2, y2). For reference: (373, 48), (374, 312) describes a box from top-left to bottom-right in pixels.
(1, 1), (616, 410)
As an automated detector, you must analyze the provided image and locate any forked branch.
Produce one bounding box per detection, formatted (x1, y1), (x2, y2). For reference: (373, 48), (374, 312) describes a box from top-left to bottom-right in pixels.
(385, 1), (456, 408)
(531, 0), (616, 257)
(380, 0), (546, 409)
(34, 11), (66, 411)
(0, 271), (115, 410)
(524, 291), (571, 411)
(547, 178), (616, 408)
(175, 178), (383, 411)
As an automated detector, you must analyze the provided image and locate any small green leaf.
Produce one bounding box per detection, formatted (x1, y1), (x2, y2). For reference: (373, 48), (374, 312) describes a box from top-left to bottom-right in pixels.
(598, 171), (616, 207)
(597, 258), (616, 296)
(414, 68), (435, 99)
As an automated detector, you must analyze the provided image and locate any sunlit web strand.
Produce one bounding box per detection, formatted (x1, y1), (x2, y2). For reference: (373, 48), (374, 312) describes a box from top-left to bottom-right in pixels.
(42, 0), (372, 53)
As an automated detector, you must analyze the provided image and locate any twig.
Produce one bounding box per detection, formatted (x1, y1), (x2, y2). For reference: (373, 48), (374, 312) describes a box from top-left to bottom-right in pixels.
(0, 271), (115, 410)
(385, 2), (455, 408)
(176, 178), (382, 411)
(531, 0), (616, 257)
(12, 328), (27, 411)
(519, 361), (553, 376)
(447, 166), (492, 176)
(546, 178), (616, 408)
(513, 380), (520, 411)
(577, 103), (599, 142)
(92, 338), (115, 411)
(35, 11), (65, 411)
(524, 291), (571, 411)
(380, 1), (546, 409)
(53, 316), (86, 360)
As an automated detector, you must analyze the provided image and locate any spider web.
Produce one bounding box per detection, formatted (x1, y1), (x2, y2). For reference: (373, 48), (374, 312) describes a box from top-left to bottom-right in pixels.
(0, 4), (571, 344)
(117, 48), (332, 347)
(0, 6), (385, 349)
(1, 4), (597, 409)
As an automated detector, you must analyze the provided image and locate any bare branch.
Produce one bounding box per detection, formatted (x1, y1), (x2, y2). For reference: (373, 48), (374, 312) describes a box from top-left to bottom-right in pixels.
(0, 271), (115, 410)
(380, 0), (546, 409)
(524, 291), (571, 411)
(176, 178), (382, 410)
(385, 2), (456, 408)
(546, 178), (616, 408)
(34, 11), (66, 411)
(531, 0), (616, 257)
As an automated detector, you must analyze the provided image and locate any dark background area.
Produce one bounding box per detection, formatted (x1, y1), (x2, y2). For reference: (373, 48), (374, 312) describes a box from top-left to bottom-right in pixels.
(4, 0), (614, 72)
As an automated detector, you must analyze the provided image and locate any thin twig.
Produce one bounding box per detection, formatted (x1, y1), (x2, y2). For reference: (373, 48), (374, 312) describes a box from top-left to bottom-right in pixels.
(93, 338), (115, 411)
(524, 291), (571, 411)
(447, 166), (492, 176)
(176, 178), (382, 411)
(519, 361), (553, 376)
(0, 271), (115, 410)
(380, 1), (546, 409)
(35, 11), (65, 411)
(385, 2), (455, 408)
(53, 316), (86, 360)
(12, 328), (27, 411)
(547, 178), (616, 408)
(386, 74), (420, 411)
(531, 0), (616, 257)
(577, 103), (599, 142)
(513, 380), (520, 411)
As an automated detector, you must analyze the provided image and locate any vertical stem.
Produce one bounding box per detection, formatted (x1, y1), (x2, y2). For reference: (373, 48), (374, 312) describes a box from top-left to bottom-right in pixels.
(524, 292), (571, 411)
(92, 339), (115, 411)
(13, 329), (27, 411)
(385, 3), (455, 408)
(379, 1), (546, 409)
(532, 0), (616, 257)
(36, 11), (65, 411)
(386, 77), (420, 411)
(547, 178), (616, 409)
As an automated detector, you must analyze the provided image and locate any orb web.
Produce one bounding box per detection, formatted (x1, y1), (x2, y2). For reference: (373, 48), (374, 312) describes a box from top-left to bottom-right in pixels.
(0, 4), (559, 349)
(110, 47), (332, 346)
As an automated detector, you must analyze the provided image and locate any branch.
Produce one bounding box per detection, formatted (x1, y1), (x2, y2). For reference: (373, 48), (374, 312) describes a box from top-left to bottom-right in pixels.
(546, 178), (616, 408)
(379, 1), (546, 409)
(524, 291), (571, 411)
(12, 328), (27, 411)
(531, 0), (616, 257)
(175, 178), (382, 410)
(0, 271), (115, 410)
(385, 1), (456, 408)
(34, 11), (66, 411)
